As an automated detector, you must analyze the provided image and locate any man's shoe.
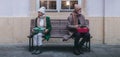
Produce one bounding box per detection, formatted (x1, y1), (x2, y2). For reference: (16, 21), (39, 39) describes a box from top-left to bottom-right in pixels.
(31, 50), (37, 54)
(73, 50), (80, 55)
(78, 48), (84, 54)
(79, 50), (84, 54)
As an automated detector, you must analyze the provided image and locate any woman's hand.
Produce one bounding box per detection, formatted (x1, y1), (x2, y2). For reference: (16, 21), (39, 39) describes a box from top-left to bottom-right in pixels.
(44, 29), (48, 33)
(32, 29), (34, 32)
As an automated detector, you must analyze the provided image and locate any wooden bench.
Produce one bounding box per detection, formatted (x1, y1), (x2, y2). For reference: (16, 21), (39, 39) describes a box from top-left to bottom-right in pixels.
(28, 19), (91, 52)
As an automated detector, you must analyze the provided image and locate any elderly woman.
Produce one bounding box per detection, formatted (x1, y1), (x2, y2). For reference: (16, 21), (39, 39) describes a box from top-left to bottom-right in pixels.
(30, 7), (52, 55)
(66, 4), (90, 55)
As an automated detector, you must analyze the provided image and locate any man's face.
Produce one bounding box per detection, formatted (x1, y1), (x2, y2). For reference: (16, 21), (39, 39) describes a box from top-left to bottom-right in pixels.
(38, 11), (43, 17)
(77, 8), (81, 14)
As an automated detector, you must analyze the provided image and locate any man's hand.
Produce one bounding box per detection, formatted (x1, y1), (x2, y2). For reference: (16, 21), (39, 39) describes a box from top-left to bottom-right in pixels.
(75, 25), (79, 28)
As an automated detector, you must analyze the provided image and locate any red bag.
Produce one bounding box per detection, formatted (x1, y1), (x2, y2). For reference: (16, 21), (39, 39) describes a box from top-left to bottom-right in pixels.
(77, 27), (89, 33)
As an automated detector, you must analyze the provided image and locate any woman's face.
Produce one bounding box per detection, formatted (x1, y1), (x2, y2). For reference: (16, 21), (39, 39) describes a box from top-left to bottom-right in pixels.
(38, 11), (43, 17)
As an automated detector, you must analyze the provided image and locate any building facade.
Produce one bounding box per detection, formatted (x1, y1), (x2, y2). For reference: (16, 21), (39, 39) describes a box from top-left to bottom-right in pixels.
(0, 0), (120, 45)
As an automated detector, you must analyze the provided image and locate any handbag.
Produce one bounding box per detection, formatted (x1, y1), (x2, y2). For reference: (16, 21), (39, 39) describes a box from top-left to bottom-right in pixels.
(33, 27), (45, 34)
(77, 26), (89, 33)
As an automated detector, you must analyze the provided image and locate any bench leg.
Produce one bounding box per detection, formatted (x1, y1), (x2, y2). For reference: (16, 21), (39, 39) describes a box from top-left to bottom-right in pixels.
(85, 37), (91, 52)
(86, 41), (88, 48)
(29, 38), (31, 51)
(31, 38), (33, 51)
(29, 38), (33, 51)
(88, 38), (91, 52)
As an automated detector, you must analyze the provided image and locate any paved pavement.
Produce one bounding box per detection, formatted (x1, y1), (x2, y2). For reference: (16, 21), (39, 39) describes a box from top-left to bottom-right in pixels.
(0, 44), (120, 57)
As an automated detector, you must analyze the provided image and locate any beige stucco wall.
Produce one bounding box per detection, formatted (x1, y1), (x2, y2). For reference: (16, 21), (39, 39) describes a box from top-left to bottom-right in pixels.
(105, 17), (120, 45)
(0, 17), (31, 45)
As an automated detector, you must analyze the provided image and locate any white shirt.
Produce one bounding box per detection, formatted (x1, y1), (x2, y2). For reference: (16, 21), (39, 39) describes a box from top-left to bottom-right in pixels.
(39, 18), (44, 27)
(38, 17), (46, 31)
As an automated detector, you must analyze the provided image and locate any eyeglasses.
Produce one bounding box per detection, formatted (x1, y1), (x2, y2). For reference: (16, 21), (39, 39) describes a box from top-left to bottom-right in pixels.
(78, 8), (81, 11)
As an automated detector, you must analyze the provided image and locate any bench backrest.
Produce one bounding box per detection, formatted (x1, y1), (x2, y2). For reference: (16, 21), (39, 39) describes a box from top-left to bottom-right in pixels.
(30, 19), (89, 38)
(50, 19), (68, 38)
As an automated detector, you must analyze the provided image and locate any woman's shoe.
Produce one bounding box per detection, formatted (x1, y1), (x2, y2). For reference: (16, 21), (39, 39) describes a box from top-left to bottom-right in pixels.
(34, 50), (42, 55)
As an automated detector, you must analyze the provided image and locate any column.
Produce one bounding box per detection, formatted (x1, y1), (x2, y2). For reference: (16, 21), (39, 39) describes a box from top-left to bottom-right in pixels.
(57, 0), (61, 12)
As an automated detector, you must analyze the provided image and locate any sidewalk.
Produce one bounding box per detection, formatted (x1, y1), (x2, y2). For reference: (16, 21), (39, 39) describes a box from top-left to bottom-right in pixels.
(0, 44), (120, 57)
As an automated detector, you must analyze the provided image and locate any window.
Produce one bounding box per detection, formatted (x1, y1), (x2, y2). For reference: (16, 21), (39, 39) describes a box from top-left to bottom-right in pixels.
(61, 0), (78, 10)
(38, 0), (81, 12)
(39, 0), (56, 11)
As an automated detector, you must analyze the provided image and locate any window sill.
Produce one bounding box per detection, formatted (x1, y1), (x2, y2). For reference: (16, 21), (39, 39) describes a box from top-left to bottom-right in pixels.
(45, 9), (74, 12)
(60, 9), (74, 12)
(46, 9), (58, 12)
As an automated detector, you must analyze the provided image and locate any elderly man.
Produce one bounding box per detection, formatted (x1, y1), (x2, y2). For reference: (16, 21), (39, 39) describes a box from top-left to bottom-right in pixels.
(66, 4), (90, 55)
